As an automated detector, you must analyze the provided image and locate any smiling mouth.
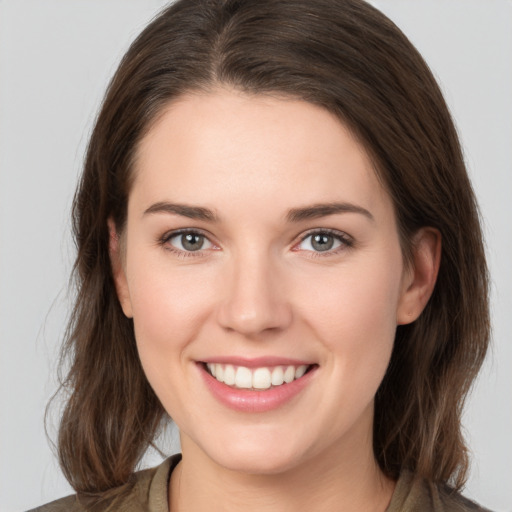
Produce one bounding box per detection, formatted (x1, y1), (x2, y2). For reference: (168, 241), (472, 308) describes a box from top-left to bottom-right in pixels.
(203, 363), (315, 390)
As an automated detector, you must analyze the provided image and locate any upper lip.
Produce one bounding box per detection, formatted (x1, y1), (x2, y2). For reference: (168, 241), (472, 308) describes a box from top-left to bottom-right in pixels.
(200, 356), (315, 368)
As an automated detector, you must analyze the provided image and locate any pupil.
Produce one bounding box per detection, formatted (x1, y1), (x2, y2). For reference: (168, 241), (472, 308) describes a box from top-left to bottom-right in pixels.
(182, 233), (203, 251)
(312, 234), (334, 251)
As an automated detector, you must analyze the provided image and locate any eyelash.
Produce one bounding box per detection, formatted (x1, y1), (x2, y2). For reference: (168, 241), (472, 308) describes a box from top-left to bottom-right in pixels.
(158, 228), (354, 259)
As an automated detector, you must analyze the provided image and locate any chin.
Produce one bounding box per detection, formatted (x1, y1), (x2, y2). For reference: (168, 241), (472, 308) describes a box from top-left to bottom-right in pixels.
(215, 452), (301, 476)
(203, 434), (310, 476)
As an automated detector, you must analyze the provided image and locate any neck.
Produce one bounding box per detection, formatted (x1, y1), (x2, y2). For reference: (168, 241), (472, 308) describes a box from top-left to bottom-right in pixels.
(169, 423), (395, 512)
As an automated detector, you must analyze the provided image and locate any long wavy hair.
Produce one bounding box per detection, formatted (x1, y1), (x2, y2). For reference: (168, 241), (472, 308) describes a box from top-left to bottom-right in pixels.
(53, 0), (490, 500)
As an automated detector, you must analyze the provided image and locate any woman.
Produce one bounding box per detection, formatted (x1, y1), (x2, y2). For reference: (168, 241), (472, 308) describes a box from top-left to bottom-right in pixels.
(33, 0), (491, 510)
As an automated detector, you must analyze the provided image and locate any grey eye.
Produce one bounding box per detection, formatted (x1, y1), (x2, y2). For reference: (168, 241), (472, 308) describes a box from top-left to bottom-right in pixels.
(169, 232), (213, 252)
(311, 233), (335, 251)
(298, 232), (344, 252)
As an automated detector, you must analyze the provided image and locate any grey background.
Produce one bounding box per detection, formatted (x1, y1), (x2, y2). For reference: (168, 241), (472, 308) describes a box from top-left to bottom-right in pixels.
(0, 1), (510, 510)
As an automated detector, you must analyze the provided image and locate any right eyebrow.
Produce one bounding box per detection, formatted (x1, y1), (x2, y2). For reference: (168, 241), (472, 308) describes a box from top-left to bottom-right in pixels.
(143, 202), (218, 222)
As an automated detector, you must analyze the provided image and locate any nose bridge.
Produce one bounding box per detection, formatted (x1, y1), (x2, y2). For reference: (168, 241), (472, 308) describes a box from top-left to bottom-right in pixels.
(217, 245), (291, 336)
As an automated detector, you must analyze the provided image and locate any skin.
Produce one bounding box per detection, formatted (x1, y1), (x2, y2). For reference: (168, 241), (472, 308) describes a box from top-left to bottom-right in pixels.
(110, 88), (440, 512)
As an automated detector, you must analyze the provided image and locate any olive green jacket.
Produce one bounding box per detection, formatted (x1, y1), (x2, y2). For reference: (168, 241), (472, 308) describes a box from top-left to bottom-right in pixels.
(28, 454), (491, 512)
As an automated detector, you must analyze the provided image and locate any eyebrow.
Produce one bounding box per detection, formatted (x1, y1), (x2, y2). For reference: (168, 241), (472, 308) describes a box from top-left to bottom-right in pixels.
(143, 201), (374, 223)
(286, 202), (374, 223)
(144, 202), (218, 221)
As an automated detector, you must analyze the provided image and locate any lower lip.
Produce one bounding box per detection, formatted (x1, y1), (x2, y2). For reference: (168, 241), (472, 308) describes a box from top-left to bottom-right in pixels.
(198, 364), (317, 413)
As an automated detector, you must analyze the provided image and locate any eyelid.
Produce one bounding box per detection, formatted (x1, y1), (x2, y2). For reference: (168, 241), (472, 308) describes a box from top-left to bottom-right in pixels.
(160, 227), (212, 242)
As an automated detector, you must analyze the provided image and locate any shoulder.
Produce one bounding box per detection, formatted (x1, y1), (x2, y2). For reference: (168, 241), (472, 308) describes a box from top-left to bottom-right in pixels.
(387, 471), (493, 512)
(27, 493), (83, 512)
(27, 455), (180, 512)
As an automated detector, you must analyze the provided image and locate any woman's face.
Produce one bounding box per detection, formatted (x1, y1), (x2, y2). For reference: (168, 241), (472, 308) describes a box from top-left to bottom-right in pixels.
(113, 89), (422, 474)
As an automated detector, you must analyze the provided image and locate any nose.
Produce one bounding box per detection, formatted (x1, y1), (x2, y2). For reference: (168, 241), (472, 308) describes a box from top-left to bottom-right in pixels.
(216, 251), (293, 337)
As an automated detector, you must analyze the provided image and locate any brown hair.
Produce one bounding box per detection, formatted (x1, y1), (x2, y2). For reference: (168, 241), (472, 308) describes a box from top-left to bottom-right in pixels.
(54, 0), (490, 499)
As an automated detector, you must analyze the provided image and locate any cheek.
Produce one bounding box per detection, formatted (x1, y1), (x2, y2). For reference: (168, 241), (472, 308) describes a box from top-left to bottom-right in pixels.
(304, 258), (401, 334)
(128, 248), (214, 325)
(298, 252), (403, 387)
(125, 257), (215, 380)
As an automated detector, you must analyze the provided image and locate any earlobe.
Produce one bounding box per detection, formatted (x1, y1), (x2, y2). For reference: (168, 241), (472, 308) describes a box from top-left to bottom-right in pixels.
(396, 227), (441, 325)
(108, 218), (133, 318)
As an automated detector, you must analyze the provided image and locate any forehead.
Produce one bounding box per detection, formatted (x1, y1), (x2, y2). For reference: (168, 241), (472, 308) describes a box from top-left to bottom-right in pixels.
(132, 89), (392, 219)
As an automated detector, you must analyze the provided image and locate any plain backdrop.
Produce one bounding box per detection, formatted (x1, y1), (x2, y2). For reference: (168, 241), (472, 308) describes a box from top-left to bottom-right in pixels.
(0, 1), (511, 510)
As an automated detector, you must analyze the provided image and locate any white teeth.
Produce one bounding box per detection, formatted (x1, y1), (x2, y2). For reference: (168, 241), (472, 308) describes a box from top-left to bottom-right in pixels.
(223, 364), (236, 385)
(271, 366), (284, 386)
(295, 365), (307, 379)
(283, 365), (295, 383)
(235, 366), (253, 388)
(252, 368), (272, 389)
(207, 363), (310, 390)
(215, 364), (224, 382)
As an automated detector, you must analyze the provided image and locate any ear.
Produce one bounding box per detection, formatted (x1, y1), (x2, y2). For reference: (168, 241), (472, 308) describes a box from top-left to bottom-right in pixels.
(108, 218), (133, 318)
(396, 227), (441, 325)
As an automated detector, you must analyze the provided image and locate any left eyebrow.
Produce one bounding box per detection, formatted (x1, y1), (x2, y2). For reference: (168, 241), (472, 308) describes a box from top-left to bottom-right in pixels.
(286, 202), (374, 223)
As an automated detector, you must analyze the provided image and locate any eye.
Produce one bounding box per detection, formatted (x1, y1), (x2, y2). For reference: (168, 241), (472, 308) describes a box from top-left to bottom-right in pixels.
(295, 230), (352, 253)
(166, 231), (214, 252)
